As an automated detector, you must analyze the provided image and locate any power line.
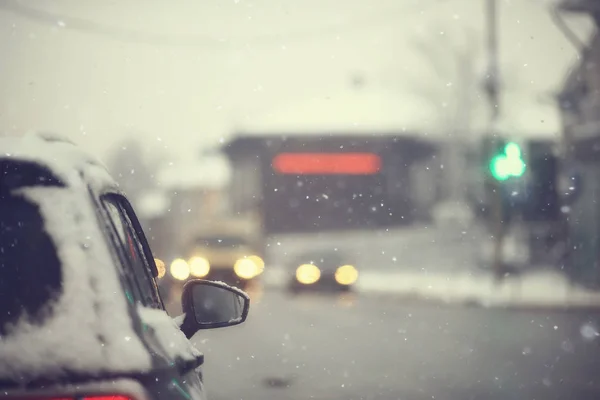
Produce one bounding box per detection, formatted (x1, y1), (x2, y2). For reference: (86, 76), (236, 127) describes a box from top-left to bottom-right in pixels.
(0, 0), (441, 48)
(0, 0), (221, 48)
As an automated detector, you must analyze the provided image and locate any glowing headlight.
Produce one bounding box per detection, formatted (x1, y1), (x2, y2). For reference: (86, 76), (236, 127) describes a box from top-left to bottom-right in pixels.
(154, 258), (166, 279)
(248, 255), (265, 275)
(189, 256), (210, 277)
(234, 258), (259, 279)
(170, 258), (190, 281)
(296, 264), (321, 285)
(335, 265), (358, 285)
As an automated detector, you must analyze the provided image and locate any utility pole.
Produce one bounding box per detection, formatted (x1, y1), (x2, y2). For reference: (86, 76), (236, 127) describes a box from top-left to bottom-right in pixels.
(483, 0), (505, 281)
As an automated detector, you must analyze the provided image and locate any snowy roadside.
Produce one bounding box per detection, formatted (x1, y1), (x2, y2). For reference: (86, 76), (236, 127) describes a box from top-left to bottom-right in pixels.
(260, 268), (600, 309)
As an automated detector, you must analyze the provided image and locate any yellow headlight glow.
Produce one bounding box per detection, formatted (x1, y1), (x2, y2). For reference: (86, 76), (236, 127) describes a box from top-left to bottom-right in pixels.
(170, 258), (190, 281)
(335, 265), (358, 285)
(248, 255), (265, 275)
(189, 256), (210, 277)
(154, 258), (166, 279)
(296, 264), (321, 285)
(234, 258), (258, 279)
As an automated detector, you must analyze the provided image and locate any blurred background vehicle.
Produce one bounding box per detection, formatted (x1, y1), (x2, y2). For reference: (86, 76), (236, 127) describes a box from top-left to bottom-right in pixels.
(287, 249), (358, 293)
(166, 226), (265, 291)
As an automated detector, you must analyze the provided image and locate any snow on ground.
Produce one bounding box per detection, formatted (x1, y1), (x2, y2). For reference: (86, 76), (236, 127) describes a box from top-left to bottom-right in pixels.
(138, 306), (201, 361)
(260, 268), (600, 309)
(259, 225), (600, 309)
(356, 270), (600, 309)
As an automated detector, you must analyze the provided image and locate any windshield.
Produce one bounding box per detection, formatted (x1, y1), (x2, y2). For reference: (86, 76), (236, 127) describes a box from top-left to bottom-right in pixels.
(4, 1), (600, 399)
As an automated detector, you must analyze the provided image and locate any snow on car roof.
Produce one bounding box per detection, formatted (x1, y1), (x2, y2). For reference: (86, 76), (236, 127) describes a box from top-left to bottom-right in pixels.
(235, 87), (442, 138)
(0, 133), (152, 382)
(0, 132), (118, 192)
(138, 306), (202, 361)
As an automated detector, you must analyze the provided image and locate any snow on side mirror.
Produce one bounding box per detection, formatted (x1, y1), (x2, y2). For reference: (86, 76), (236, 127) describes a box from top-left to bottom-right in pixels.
(181, 280), (249, 334)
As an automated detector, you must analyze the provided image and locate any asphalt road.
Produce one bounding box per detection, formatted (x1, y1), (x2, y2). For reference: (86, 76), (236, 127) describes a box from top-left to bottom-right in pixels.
(192, 288), (600, 400)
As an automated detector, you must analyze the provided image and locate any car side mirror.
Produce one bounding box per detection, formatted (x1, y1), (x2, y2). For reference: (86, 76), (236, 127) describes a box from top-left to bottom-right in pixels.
(180, 279), (249, 335)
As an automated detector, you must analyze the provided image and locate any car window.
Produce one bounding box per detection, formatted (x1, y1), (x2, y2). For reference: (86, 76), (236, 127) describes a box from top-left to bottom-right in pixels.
(102, 196), (161, 308)
(102, 200), (146, 306)
(0, 194), (62, 335)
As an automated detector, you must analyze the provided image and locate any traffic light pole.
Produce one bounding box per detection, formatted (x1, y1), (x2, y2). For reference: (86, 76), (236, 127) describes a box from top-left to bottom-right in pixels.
(484, 0), (505, 280)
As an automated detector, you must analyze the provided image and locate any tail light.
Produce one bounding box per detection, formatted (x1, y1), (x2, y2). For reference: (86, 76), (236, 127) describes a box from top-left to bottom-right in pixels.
(273, 152), (381, 175)
(12, 395), (133, 400)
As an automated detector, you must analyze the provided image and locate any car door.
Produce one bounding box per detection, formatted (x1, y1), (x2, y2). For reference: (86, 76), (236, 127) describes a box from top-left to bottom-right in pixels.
(100, 192), (206, 400)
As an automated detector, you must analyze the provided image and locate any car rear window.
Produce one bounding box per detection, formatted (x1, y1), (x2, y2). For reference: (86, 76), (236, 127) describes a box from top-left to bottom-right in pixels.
(0, 159), (64, 189)
(0, 161), (63, 335)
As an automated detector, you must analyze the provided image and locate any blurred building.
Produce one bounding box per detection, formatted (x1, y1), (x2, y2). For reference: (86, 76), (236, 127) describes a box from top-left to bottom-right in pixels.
(221, 86), (445, 266)
(557, 0), (600, 287)
(229, 85), (444, 223)
(137, 155), (232, 263)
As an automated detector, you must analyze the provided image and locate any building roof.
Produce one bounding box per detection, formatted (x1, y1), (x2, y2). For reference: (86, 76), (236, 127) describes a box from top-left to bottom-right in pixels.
(235, 87), (443, 139)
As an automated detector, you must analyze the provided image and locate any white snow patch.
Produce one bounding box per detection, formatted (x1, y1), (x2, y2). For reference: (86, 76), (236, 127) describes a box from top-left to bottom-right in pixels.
(357, 270), (600, 308)
(208, 280), (250, 300)
(261, 267), (600, 308)
(138, 306), (201, 361)
(478, 233), (531, 268)
(172, 313), (186, 328)
(0, 133), (117, 193)
(0, 186), (151, 382)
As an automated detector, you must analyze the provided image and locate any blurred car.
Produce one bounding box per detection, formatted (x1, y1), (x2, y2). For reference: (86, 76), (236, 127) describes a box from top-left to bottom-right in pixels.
(287, 250), (358, 293)
(167, 233), (264, 289)
(0, 133), (249, 400)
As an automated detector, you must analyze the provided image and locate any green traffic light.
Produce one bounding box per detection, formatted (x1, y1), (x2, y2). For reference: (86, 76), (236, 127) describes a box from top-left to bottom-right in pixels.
(489, 141), (526, 181)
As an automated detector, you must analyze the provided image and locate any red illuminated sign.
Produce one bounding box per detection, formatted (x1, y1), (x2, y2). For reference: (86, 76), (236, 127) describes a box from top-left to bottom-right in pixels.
(272, 153), (381, 175)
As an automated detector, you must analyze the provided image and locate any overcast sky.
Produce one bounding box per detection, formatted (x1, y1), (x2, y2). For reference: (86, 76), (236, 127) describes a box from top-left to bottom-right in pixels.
(0, 0), (592, 163)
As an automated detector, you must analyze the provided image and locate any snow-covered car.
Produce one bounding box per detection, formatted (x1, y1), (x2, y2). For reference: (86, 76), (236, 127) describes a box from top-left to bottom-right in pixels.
(0, 133), (249, 400)
(287, 250), (358, 293)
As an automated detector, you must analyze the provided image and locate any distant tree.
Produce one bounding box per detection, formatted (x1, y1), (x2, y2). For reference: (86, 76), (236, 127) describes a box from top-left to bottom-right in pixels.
(377, 25), (483, 203)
